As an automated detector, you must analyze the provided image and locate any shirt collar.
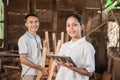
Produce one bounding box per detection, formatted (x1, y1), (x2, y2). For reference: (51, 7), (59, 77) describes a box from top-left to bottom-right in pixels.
(25, 31), (37, 39)
(70, 37), (86, 46)
(71, 37), (85, 42)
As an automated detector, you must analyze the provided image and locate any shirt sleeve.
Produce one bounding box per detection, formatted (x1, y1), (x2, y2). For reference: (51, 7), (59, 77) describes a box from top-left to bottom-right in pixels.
(83, 44), (95, 73)
(18, 37), (28, 54)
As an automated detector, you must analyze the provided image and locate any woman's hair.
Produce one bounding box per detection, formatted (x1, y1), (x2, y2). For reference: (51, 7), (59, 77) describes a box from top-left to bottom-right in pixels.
(66, 13), (83, 25)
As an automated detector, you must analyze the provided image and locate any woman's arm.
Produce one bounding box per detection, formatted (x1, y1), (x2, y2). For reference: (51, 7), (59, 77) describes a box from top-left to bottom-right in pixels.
(56, 59), (93, 77)
(71, 66), (93, 77)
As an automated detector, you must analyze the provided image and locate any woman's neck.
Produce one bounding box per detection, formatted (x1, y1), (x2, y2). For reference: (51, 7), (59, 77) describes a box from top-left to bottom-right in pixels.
(71, 36), (81, 42)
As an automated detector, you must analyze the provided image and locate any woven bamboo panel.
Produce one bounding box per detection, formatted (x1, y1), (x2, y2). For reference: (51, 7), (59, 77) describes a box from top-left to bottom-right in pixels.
(107, 22), (119, 48)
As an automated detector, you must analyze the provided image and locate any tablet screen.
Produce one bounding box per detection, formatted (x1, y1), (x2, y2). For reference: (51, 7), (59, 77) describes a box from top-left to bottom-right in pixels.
(48, 54), (76, 66)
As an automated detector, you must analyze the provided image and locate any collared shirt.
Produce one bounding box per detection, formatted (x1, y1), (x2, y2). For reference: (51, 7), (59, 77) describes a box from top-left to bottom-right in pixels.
(18, 31), (42, 76)
(55, 37), (95, 80)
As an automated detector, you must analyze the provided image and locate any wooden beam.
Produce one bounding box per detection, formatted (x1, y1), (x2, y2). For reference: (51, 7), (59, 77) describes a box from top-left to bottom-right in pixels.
(52, 0), (57, 31)
(57, 8), (75, 11)
(30, 0), (36, 13)
(86, 22), (107, 37)
(0, 58), (1, 71)
(27, 0), (30, 13)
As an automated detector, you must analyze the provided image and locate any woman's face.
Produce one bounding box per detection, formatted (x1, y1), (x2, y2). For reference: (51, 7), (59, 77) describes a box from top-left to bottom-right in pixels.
(66, 16), (82, 39)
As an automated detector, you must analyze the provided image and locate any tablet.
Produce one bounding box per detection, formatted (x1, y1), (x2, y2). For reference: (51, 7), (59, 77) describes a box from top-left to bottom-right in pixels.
(48, 54), (76, 67)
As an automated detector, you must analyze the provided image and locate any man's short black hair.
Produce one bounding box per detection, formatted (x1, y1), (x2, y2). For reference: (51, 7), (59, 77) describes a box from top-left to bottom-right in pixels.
(24, 13), (39, 21)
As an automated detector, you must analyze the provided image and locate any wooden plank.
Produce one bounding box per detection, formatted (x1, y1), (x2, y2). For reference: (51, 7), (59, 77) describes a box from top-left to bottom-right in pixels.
(0, 72), (12, 78)
(45, 31), (50, 55)
(36, 47), (47, 80)
(107, 54), (113, 72)
(61, 32), (64, 44)
(8, 14), (25, 25)
(86, 17), (92, 35)
(0, 53), (19, 57)
(0, 58), (1, 71)
(52, 33), (56, 52)
(36, 0), (52, 9)
(3, 65), (20, 70)
(65, 33), (69, 42)
(55, 40), (62, 54)
(8, 0), (28, 13)
(102, 71), (112, 80)
(47, 40), (62, 80)
(52, 0), (57, 31)
(36, 31), (50, 80)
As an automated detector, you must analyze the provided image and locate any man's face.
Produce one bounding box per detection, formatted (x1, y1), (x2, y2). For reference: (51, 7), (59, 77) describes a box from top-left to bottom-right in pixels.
(25, 16), (40, 33)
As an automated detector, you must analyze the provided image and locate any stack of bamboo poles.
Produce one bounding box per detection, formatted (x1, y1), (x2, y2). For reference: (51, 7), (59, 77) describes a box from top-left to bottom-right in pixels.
(36, 31), (68, 80)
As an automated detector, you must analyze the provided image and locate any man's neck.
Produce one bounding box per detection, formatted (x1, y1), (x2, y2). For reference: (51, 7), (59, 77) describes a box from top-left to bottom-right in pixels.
(28, 30), (36, 36)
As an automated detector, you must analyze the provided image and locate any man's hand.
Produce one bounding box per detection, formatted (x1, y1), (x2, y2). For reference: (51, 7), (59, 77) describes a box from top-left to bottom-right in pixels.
(41, 67), (48, 76)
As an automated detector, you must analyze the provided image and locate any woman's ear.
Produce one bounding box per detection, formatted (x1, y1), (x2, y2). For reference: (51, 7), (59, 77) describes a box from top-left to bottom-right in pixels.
(25, 23), (27, 26)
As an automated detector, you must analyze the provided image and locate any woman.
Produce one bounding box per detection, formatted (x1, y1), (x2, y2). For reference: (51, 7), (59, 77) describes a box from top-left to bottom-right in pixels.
(55, 13), (95, 80)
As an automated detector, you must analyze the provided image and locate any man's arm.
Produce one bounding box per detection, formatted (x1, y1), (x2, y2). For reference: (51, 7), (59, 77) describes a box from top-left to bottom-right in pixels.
(20, 54), (43, 70)
(20, 54), (48, 75)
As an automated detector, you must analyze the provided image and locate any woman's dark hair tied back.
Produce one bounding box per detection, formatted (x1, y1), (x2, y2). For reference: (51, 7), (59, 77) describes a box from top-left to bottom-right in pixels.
(67, 13), (83, 25)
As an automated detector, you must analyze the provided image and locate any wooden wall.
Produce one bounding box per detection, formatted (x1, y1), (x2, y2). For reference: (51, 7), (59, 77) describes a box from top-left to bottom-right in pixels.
(2, 0), (118, 75)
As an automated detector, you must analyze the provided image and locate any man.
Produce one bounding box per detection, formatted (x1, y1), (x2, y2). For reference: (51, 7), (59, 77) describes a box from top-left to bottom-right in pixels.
(18, 13), (48, 80)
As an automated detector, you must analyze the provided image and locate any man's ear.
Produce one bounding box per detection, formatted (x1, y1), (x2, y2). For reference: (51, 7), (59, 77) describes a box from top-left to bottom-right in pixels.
(81, 24), (84, 30)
